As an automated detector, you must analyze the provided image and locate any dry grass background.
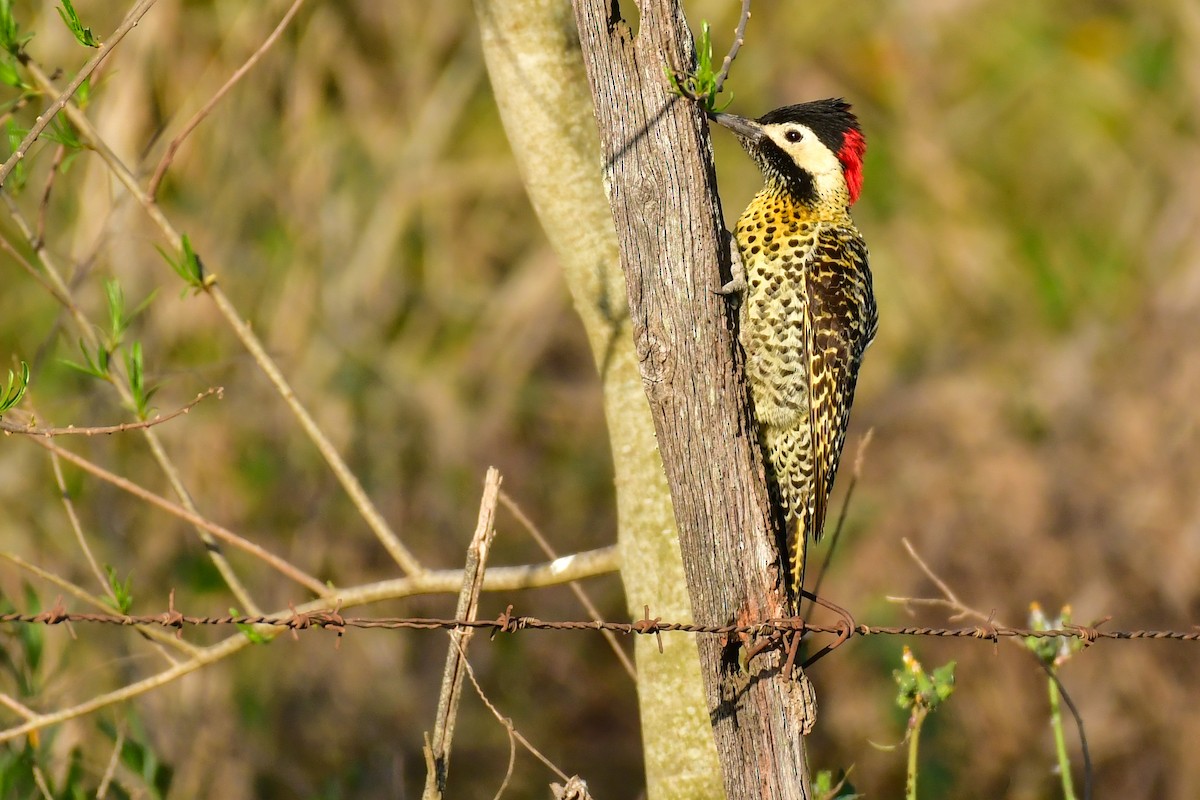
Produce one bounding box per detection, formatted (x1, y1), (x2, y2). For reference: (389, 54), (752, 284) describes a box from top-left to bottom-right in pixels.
(0, 1), (1198, 797)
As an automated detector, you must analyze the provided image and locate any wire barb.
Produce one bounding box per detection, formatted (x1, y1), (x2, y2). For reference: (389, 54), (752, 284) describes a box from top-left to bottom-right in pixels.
(1066, 616), (1111, 648)
(314, 602), (346, 648)
(160, 589), (184, 638)
(632, 605), (664, 654)
(973, 609), (1000, 655)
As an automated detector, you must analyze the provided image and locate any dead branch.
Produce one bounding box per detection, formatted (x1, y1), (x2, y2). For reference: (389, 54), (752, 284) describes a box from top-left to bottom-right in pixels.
(423, 467), (502, 799)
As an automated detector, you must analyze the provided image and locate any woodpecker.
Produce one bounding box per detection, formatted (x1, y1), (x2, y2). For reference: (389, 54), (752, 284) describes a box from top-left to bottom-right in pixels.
(713, 99), (877, 597)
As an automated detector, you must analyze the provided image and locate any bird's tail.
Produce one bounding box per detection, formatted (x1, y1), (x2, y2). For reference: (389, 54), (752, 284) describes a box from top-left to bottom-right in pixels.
(788, 511), (810, 597)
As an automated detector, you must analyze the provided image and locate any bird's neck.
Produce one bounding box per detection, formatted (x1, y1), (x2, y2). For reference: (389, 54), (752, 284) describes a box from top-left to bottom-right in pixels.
(743, 186), (852, 232)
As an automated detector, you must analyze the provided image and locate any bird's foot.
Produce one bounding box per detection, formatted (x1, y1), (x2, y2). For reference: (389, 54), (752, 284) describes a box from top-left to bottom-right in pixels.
(715, 236), (747, 296)
(716, 276), (746, 296)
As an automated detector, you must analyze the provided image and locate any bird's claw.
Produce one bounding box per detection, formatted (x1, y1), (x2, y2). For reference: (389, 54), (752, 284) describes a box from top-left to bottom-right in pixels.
(716, 235), (747, 297)
(716, 276), (746, 296)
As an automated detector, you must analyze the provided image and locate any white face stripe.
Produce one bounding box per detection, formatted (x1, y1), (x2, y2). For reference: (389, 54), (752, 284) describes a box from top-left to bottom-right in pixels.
(762, 122), (847, 201)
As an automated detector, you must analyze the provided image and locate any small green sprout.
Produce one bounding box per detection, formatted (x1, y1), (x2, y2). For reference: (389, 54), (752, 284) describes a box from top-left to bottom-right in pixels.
(894, 646), (956, 717)
(157, 234), (209, 295)
(894, 647), (956, 800)
(44, 116), (85, 150)
(0, 55), (23, 89)
(103, 278), (156, 350)
(61, 337), (112, 380)
(5, 119), (27, 190)
(0, 0), (33, 57)
(56, 0), (98, 48)
(123, 341), (159, 420)
(665, 20), (733, 113)
(0, 360), (29, 413)
(104, 565), (134, 614)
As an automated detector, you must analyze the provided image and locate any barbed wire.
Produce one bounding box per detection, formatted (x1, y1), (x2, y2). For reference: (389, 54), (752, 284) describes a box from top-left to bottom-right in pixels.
(2, 601), (1197, 646)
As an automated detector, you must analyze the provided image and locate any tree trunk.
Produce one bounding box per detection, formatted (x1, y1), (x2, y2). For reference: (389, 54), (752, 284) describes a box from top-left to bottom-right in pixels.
(473, 2), (724, 797)
(572, 1), (816, 798)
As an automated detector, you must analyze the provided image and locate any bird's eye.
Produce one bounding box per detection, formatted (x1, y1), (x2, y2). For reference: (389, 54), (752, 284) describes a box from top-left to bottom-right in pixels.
(784, 129), (804, 143)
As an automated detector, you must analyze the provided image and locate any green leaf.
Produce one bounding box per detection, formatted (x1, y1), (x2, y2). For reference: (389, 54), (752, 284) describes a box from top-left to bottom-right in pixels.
(894, 647), (956, 714)
(697, 21), (714, 76)
(130, 287), (158, 323)
(157, 234), (207, 295)
(930, 661), (957, 705)
(104, 565), (134, 614)
(56, 0), (98, 48)
(123, 340), (158, 420)
(60, 338), (111, 380)
(0, 360), (28, 413)
(105, 278), (126, 344)
(100, 278), (157, 350)
(0, 55), (23, 88)
(664, 19), (733, 114)
(4, 119), (27, 191)
(0, 0), (33, 57)
(42, 116), (85, 150)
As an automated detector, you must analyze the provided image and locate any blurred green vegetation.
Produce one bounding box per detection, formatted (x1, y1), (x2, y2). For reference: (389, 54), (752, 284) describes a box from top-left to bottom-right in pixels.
(0, 1), (1196, 797)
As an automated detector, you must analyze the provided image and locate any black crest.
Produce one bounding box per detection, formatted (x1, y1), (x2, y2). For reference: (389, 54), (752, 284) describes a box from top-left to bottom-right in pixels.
(758, 98), (861, 157)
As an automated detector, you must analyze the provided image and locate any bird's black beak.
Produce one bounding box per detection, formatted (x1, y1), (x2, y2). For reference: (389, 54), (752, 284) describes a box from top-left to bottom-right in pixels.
(710, 112), (765, 144)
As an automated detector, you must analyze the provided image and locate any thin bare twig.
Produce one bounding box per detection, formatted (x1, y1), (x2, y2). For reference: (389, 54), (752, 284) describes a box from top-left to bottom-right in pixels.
(0, 692), (37, 720)
(460, 646), (571, 784)
(95, 724), (125, 799)
(423, 468), (502, 800)
(711, 0), (751, 96)
(0, 0), (159, 188)
(499, 489), (635, 680)
(1, 388), (223, 436)
(0, 212), (70, 304)
(29, 437), (330, 596)
(493, 704), (518, 800)
(34, 143), (67, 248)
(1, 167), (261, 614)
(147, 0), (307, 198)
(31, 764), (52, 800)
(23, 61), (425, 580)
(48, 448), (109, 599)
(891, 537), (972, 619)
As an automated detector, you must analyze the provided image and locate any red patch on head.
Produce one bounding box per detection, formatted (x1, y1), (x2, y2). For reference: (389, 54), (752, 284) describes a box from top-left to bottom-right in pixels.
(838, 128), (866, 204)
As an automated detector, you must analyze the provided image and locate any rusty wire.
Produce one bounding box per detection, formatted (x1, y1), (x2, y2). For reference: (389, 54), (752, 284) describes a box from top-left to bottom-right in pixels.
(1, 601), (1197, 645)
